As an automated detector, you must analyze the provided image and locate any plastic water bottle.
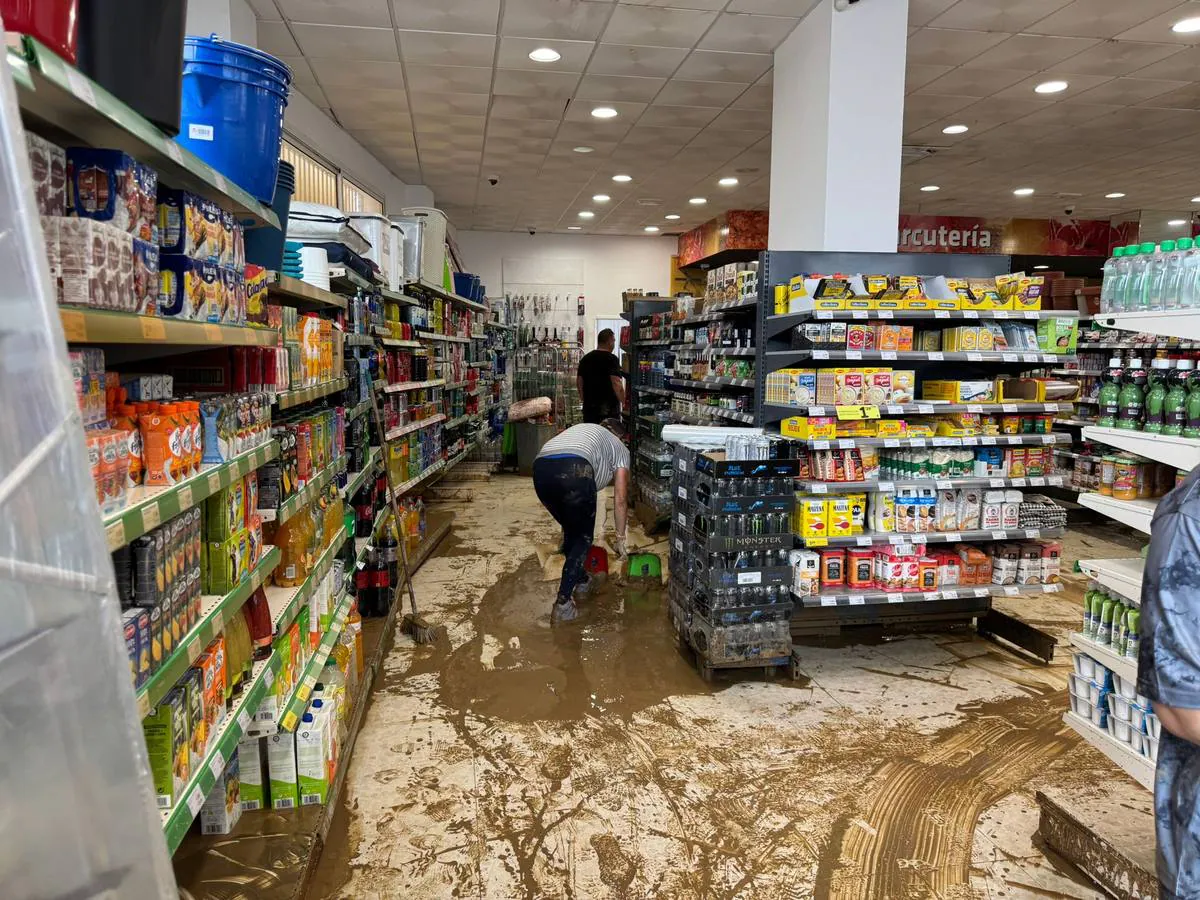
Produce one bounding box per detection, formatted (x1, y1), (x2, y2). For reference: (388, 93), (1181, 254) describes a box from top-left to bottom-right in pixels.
(1163, 239), (1186, 309)
(1124, 243), (1154, 310)
(1179, 237), (1200, 309)
(1101, 245), (1125, 313)
(1145, 240), (1173, 310)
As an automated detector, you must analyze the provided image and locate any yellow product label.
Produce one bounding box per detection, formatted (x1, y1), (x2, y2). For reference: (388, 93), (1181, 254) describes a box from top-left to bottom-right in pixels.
(813, 296), (847, 310)
(846, 296), (875, 310)
(788, 276), (808, 299)
(977, 326), (995, 350)
(829, 498), (852, 537)
(875, 419), (905, 436)
(865, 276), (889, 295)
(902, 296), (934, 310)
(931, 297), (961, 310)
(835, 405), (880, 421)
(800, 498), (829, 540)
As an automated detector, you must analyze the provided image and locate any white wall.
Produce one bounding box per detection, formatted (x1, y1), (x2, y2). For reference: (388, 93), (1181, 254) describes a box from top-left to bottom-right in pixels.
(455, 231), (676, 347)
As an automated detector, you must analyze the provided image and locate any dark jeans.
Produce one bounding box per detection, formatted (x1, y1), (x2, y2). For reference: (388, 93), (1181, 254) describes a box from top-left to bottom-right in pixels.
(532, 455), (596, 604)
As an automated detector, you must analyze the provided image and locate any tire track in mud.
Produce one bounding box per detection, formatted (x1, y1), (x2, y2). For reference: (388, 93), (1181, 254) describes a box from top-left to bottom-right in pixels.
(815, 691), (1077, 899)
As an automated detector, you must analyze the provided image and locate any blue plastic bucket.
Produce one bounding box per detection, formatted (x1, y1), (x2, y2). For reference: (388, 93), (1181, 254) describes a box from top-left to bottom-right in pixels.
(177, 35), (292, 202)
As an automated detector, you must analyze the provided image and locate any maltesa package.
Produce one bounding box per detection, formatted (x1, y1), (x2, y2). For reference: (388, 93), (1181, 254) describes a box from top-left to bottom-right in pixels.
(26, 133), (66, 216)
(66, 148), (157, 241)
(57, 218), (134, 310)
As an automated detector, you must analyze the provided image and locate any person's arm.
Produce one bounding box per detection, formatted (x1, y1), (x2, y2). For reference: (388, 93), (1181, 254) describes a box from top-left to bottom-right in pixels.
(576, 375), (585, 405)
(610, 374), (626, 408)
(613, 467), (629, 554)
(1154, 703), (1200, 745)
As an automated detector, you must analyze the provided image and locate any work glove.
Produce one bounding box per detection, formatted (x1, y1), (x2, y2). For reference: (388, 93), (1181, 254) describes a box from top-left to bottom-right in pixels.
(614, 534), (629, 559)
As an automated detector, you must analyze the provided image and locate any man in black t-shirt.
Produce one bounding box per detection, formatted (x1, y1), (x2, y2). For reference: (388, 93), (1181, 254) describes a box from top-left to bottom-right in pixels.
(576, 329), (624, 424)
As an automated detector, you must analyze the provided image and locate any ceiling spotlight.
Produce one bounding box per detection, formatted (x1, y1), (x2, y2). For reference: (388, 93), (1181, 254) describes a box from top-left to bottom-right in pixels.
(567, 226), (582, 230)
(1034, 265), (1049, 270)
(644, 226), (660, 233)
(1172, 16), (1200, 33)
(1034, 80), (1069, 94)
(578, 210), (595, 219)
(1192, 196), (1200, 203)
(689, 197), (707, 205)
(920, 185), (940, 192)
(1169, 219), (1187, 226)
(665, 214), (681, 220)
(1013, 187), (1035, 196)
(942, 124), (969, 135)
(718, 177), (739, 186)
(573, 146), (594, 153)
(592, 194), (610, 203)
(591, 106), (619, 119)
(612, 174), (632, 183)
(1105, 192), (1126, 199)
(528, 47), (561, 62)
(719, 226), (730, 236)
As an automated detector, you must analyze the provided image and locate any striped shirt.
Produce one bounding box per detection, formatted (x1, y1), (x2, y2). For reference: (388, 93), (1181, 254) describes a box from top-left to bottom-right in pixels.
(536, 424), (630, 490)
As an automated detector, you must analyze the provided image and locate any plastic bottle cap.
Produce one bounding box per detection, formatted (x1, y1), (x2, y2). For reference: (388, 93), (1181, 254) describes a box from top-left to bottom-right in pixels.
(1113, 246), (1124, 257)
(1180, 237), (1195, 250)
(312, 699), (324, 708)
(1109, 358), (1122, 367)
(1179, 360), (1195, 370)
(1162, 240), (1177, 252)
(1126, 244), (1140, 254)
(1140, 242), (1157, 253)
(1129, 358), (1144, 366)
(1153, 358), (1171, 369)
(302, 713), (314, 723)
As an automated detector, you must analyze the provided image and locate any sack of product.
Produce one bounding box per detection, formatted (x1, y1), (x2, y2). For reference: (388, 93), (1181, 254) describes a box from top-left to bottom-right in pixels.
(508, 396), (552, 422)
(286, 201), (371, 255)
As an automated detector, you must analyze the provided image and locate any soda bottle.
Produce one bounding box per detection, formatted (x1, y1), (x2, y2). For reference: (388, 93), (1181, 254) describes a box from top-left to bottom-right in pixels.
(1185, 367), (1200, 438)
(1144, 358), (1170, 433)
(1165, 359), (1193, 436)
(1116, 357), (1146, 430)
(1096, 358), (1122, 428)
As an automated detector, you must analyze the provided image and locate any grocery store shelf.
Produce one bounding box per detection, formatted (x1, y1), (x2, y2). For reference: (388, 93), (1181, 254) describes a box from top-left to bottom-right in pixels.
(705, 297), (758, 312)
(384, 414), (446, 441)
(1063, 711), (1154, 791)
(709, 407), (756, 425)
(345, 398), (371, 422)
(636, 385), (673, 398)
(267, 273), (347, 312)
(380, 337), (424, 349)
(673, 342), (757, 357)
(767, 309), (1077, 336)
(264, 455), (347, 525)
(342, 332), (375, 348)
(59, 308), (278, 347)
(419, 331), (471, 344)
(389, 459), (447, 500)
(265, 528), (350, 637)
(444, 441), (478, 473)
(801, 582), (1063, 608)
(1092, 309), (1200, 343)
(1070, 633), (1138, 684)
(274, 377), (348, 410)
(277, 590), (354, 733)
(1056, 418), (1097, 427)
(764, 401), (1068, 420)
(405, 278), (488, 312)
(638, 337), (671, 347)
(103, 441), (278, 551)
(443, 414), (478, 429)
(671, 375), (755, 389)
(486, 321), (515, 330)
(134, 545), (281, 720)
(1083, 426), (1200, 472)
(1078, 492), (1156, 534)
(342, 448), (380, 500)
(1079, 557), (1144, 605)
(779, 433), (1067, 450)
(161, 653), (281, 854)
(13, 38), (278, 228)
(795, 475), (1065, 493)
(1050, 369), (1103, 376)
(382, 378), (445, 393)
(770, 349), (1070, 366)
(444, 380), (471, 390)
(796, 526), (1064, 549)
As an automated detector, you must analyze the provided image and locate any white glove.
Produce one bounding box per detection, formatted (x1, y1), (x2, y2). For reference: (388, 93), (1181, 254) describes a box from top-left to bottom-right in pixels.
(614, 535), (629, 558)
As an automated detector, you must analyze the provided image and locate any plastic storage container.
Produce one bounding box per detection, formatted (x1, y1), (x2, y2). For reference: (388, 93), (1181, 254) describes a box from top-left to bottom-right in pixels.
(244, 160), (295, 270)
(2, 0), (78, 63)
(348, 213), (394, 288)
(76, 0), (187, 135)
(177, 35), (292, 202)
(391, 215), (423, 284)
(400, 206), (446, 286)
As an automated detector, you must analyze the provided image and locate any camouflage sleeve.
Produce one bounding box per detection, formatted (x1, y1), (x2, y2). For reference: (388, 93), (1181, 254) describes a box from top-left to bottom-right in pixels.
(1137, 510), (1200, 709)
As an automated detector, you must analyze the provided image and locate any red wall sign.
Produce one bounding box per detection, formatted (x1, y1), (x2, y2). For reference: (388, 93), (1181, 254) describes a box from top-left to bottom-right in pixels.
(898, 215), (1139, 257)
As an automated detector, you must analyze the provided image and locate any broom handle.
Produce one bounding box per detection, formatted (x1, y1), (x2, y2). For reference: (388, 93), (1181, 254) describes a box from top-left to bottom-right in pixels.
(367, 380), (422, 617)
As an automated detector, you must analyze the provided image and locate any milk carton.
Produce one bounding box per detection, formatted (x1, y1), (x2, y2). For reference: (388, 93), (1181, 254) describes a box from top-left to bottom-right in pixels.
(267, 733), (299, 810)
(296, 704), (332, 807)
(237, 737), (265, 812)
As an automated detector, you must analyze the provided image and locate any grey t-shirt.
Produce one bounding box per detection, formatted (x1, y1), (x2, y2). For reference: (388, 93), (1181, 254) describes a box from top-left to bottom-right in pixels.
(1138, 466), (1200, 899)
(536, 424), (630, 490)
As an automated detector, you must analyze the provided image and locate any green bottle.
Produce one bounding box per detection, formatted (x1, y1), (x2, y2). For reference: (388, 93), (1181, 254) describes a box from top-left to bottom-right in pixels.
(1125, 609), (1140, 660)
(1144, 358), (1171, 433)
(1165, 360), (1192, 437)
(1186, 367), (1200, 439)
(1083, 586), (1100, 636)
(1096, 358), (1122, 428)
(1098, 594), (1117, 645)
(1117, 357), (1146, 430)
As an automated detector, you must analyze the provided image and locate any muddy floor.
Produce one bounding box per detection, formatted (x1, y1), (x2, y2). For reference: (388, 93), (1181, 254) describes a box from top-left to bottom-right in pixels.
(307, 477), (1147, 900)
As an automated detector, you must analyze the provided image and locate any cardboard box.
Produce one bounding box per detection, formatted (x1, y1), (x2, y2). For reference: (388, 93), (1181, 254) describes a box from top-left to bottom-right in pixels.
(200, 753), (242, 835)
(799, 497), (829, 541)
(144, 688), (189, 809)
(1037, 317), (1077, 354)
(922, 380), (996, 403)
(267, 733), (300, 810)
(296, 707), (332, 806)
(237, 738), (266, 811)
(781, 416), (836, 440)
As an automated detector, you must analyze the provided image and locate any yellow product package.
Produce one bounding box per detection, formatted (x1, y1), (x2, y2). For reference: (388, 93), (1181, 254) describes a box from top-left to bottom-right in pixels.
(799, 497), (829, 541)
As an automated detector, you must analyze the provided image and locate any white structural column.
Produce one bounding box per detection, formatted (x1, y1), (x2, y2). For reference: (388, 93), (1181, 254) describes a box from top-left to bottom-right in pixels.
(185, 0), (258, 45)
(769, 0), (909, 252)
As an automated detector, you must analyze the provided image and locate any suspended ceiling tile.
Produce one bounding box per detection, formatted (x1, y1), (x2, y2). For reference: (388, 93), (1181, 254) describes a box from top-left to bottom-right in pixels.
(563, 98), (646, 122)
(906, 28), (1010, 67)
(622, 0), (727, 9)
(638, 104), (720, 128)
(501, 0), (615, 41)
(1070, 76), (1189, 106)
(1054, 40), (1186, 77)
(247, 0), (282, 19)
(333, 106), (412, 131)
(279, 56), (316, 85)
(728, 0), (820, 13)
(397, 30), (496, 65)
(389, 0), (501, 34)
(684, 127), (761, 152)
(929, 0), (1074, 32)
(576, 73), (667, 102)
(493, 68), (582, 100)
(991, 70), (1113, 100)
(409, 91), (491, 117)
(965, 33), (1101, 70)
(290, 24), (399, 60)
(1127, 46), (1200, 80)
(1114, 2), (1200, 43)
(698, 13), (801, 54)
(602, 5), (718, 49)
(256, 21), (302, 57)
(1027, 0), (1187, 39)
(557, 119), (634, 143)
(495, 36), (595, 71)
(321, 84), (409, 110)
(730, 82), (772, 110)
(620, 123), (702, 146)
(655, 79), (748, 108)
(905, 64), (954, 94)
(547, 139), (618, 157)
(707, 106), (771, 131)
(296, 82), (330, 109)
(587, 43), (690, 77)
(909, 0), (959, 28)
(488, 94), (566, 120)
(484, 135), (553, 155)
(404, 64), (492, 94)
(413, 113), (487, 136)
(916, 67), (1035, 98)
(901, 92), (980, 131)
(674, 49), (772, 82)
(1141, 83), (1200, 110)
(309, 58), (405, 88)
(277, 0), (391, 27)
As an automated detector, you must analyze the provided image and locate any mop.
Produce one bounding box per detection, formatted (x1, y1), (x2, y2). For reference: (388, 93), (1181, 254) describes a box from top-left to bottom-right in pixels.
(367, 382), (444, 644)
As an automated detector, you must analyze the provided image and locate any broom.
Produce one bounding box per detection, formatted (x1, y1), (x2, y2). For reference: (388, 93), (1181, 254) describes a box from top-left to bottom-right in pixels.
(367, 380), (444, 644)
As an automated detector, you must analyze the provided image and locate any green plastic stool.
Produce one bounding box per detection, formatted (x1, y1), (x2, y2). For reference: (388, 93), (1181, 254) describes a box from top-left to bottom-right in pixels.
(627, 553), (662, 580)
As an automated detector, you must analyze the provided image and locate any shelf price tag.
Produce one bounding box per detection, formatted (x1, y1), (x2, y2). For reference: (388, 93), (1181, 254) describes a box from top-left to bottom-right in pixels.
(881, 351), (897, 361)
(917, 404), (935, 414)
(934, 311), (950, 319)
(1004, 586), (1020, 596)
(851, 311), (868, 320)
(837, 439), (857, 449)
(1045, 403), (1060, 412)
(237, 709), (252, 733)
(884, 439), (900, 449)
(105, 519), (126, 551)
(963, 310), (979, 319)
(674, 538), (683, 553)
(928, 352), (944, 361)
(207, 470), (223, 493)
(845, 350), (862, 360)
(857, 536), (873, 546)
(909, 438), (927, 448)
(992, 531), (1008, 541)
(186, 638), (201, 665)
(140, 317), (167, 340)
(1012, 478), (1027, 486)
(879, 311), (894, 319)
(140, 503), (161, 533)
(835, 405), (880, 421)
(1002, 353), (1018, 363)
(942, 533), (961, 542)
(967, 405), (984, 413)
(981, 437), (996, 445)
(1041, 435), (1056, 444)
(806, 537), (828, 548)
(967, 353), (983, 362)
(990, 478), (1005, 488)
(1031, 477), (1046, 487)
(813, 440), (831, 450)
(942, 590), (959, 600)
(677, 486), (687, 500)
(1023, 354), (1040, 363)
(187, 787), (206, 818)
(887, 593), (903, 603)
(813, 350), (829, 360)
(737, 571), (763, 585)
(165, 141), (184, 165)
(177, 485), (193, 511)
(1025, 529), (1040, 538)
(811, 483), (828, 494)
(821, 596), (838, 606)
(1002, 403), (1018, 413)
(208, 750), (226, 782)
(935, 480), (953, 489)
(848, 595), (865, 605)
(994, 310), (1010, 319)
(136, 692), (151, 719)
(66, 69), (97, 107)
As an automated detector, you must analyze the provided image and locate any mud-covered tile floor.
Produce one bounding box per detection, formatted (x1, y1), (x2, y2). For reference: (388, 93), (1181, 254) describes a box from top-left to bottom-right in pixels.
(307, 477), (1147, 900)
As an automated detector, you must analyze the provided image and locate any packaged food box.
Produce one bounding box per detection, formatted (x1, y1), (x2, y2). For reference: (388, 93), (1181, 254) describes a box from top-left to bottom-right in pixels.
(267, 733), (300, 811)
(864, 370), (890, 406)
(791, 549), (820, 596)
(158, 188), (221, 260)
(206, 529), (250, 594)
(828, 497), (852, 537)
(57, 217), (134, 310)
(144, 688), (189, 809)
(1037, 317), (1078, 354)
(27, 133), (66, 216)
(196, 637), (228, 745)
(132, 237), (160, 315)
(200, 752), (242, 835)
(922, 380), (995, 403)
(206, 480), (247, 541)
(799, 497), (828, 541)
(1041, 540), (1062, 583)
(67, 148), (157, 241)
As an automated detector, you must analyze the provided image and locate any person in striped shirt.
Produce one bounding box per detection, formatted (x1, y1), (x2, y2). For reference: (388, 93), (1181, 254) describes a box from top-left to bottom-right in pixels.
(533, 421), (630, 621)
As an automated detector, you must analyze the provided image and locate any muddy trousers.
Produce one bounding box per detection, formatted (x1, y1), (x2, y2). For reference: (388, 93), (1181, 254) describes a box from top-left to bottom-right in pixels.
(532, 455), (597, 604)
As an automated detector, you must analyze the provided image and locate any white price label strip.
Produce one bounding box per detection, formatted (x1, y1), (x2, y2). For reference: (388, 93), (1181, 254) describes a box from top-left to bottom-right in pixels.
(208, 749), (226, 781)
(264, 667), (275, 689)
(1012, 478), (1027, 486)
(66, 69), (97, 107)
(737, 571), (763, 585)
(967, 353), (983, 362)
(238, 710), (252, 733)
(678, 486), (687, 500)
(918, 404), (934, 414)
(990, 479), (1005, 488)
(1002, 353), (1018, 363)
(1004, 586), (1020, 596)
(967, 405), (984, 413)
(992, 531), (1008, 541)
(846, 350), (862, 360)
(814, 350), (829, 360)
(877, 482), (895, 492)
(943, 590), (959, 600)
(849, 595), (865, 605)
(165, 141), (184, 164)
(177, 485), (193, 511)
(821, 597), (838, 606)
(928, 352), (944, 361)
(887, 593), (903, 603)
(813, 441), (830, 450)
(1025, 529), (1039, 538)
(882, 351), (897, 360)
(140, 503), (161, 532)
(964, 311), (979, 319)
(995, 310), (1010, 319)
(812, 483), (828, 494)
(208, 471), (222, 493)
(106, 520), (126, 551)
(934, 311), (950, 319)
(936, 480), (953, 489)
(857, 536), (873, 546)
(187, 787), (205, 818)
(942, 533), (961, 542)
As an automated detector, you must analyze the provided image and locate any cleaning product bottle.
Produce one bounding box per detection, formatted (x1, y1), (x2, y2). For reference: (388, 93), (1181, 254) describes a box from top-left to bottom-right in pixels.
(1181, 237), (1200, 309)
(1163, 240), (1186, 309)
(1101, 245), (1126, 313)
(1187, 365), (1200, 439)
(1083, 585), (1098, 636)
(1096, 358), (1123, 428)
(1124, 244), (1149, 310)
(1144, 358), (1171, 433)
(1097, 593), (1116, 645)
(1117, 357), (1146, 430)
(1125, 609), (1140, 660)
(1146, 241), (1174, 310)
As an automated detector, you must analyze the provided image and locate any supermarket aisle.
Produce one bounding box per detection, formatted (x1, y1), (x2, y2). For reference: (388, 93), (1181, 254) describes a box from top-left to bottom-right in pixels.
(308, 478), (1133, 900)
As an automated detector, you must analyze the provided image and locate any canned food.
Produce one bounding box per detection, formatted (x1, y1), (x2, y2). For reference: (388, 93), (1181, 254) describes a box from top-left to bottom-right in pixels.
(1099, 456), (1116, 496)
(1113, 456), (1138, 501)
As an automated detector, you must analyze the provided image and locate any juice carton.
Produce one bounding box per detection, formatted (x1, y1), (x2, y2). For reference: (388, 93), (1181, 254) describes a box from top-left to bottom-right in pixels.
(182, 668), (207, 767)
(200, 753), (242, 835)
(144, 688), (189, 809)
(296, 707), (332, 806)
(196, 637), (227, 743)
(237, 738), (265, 811)
(267, 733), (300, 810)
(205, 478), (246, 542)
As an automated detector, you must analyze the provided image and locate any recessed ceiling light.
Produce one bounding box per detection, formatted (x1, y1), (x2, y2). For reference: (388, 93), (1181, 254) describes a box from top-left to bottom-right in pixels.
(1013, 187), (1035, 196)
(689, 197), (707, 205)
(1034, 80), (1069, 94)
(1192, 196), (1200, 203)
(573, 146), (594, 153)
(567, 226), (582, 230)
(1105, 192), (1126, 199)
(665, 214), (681, 220)
(942, 124), (969, 135)
(592, 194), (610, 203)
(719, 226), (729, 236)
(718, 177), (739, 187)
(612, 174), (632, 183)
(591, 106), (619, 119)
(644, 226), (660, 233)
(528, 47), (561, 62)
(578, 211), (595, 219)
(1034, 265), (1049, 270)
(920, 185), (940, 192)
(1172, 16), (1200, 33)
(1169, 219), (1187, 226)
